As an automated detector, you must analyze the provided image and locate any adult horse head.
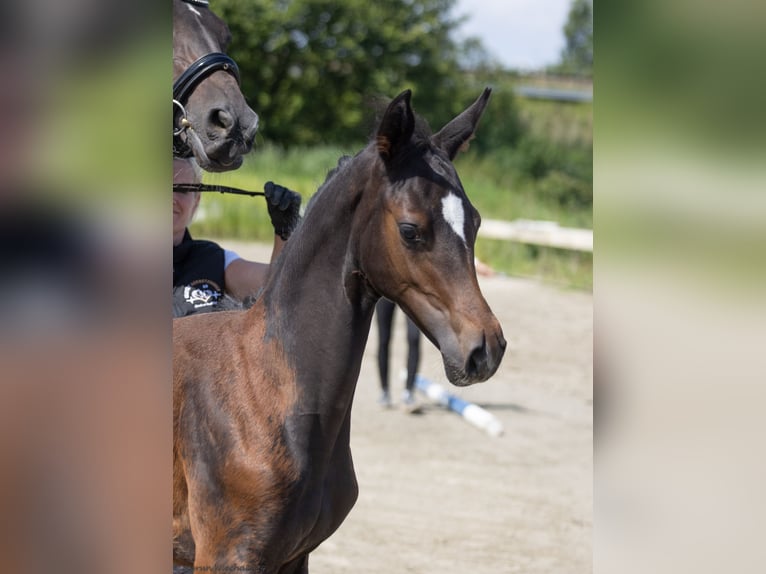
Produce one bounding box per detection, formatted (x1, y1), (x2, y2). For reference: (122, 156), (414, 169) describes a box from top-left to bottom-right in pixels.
(173, 88), (505, 572)
(173, 0), (258, 171)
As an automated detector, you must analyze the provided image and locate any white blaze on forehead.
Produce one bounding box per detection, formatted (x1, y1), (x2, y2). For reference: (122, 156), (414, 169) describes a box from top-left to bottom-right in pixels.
(187, 4), (201, 16)
(441, 193), (466, 244)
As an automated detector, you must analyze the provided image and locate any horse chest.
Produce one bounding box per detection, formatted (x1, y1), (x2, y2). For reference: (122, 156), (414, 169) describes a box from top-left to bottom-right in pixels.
(298, 460), (358, 544)
(280, 416), (360, 555)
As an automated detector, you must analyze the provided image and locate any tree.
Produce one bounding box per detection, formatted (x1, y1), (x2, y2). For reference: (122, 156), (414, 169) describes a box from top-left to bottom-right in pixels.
(213, 0), (486, 146)
(557, 0), (593, 76)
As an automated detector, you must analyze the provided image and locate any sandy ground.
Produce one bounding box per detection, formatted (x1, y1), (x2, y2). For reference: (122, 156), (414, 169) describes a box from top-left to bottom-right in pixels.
(226, 242), (593, 574)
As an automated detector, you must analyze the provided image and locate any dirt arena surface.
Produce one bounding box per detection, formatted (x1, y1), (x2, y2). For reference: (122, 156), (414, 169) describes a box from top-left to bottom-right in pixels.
(227, 242), (593, 574)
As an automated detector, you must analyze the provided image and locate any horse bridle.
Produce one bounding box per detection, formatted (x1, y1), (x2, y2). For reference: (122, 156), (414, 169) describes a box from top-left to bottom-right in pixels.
(173, 0), (242, 157)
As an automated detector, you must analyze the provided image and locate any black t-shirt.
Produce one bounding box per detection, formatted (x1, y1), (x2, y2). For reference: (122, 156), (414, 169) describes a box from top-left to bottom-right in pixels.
(173, 229), (226, 318)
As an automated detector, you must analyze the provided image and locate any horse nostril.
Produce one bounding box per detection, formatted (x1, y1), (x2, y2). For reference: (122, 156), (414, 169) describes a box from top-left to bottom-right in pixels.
(465, 335), (487, 378)
(498, 332), (507, 352)
(243, 115), (259, 142)
(209, 108), (235, 133)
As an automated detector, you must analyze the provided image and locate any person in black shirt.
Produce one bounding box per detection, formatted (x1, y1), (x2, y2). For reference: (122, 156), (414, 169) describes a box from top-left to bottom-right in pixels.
(173, 158), (301, 317)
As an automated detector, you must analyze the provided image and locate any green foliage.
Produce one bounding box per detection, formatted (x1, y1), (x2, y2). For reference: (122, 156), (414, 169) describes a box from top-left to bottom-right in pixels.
(537, 169), (592, 209)
(194, 137), (592, 289)
(191, 144), (350, 242)
(476, 240), (592, 291)
(185, 0), (594, 289)
(451, 76), (592, 213)
(551, 0), (593, 76)
(518, 97), (593, 147)
(465, 86), (524, 152)
(215, 0), (478, 146)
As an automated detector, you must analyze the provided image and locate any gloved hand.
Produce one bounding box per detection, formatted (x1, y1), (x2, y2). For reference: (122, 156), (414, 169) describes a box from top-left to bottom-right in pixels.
(264, 181), (301, 241)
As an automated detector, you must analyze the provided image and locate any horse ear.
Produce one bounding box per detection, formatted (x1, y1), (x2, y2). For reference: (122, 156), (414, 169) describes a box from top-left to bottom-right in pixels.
(376, 90), (415, 162)
(432, 87), (492, 160)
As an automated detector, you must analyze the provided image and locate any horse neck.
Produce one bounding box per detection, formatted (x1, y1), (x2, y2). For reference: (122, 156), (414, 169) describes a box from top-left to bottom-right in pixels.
(256, 150), (380, 412)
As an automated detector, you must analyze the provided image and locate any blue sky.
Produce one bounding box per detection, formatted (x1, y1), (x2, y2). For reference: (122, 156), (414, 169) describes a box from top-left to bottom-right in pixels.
(453, 0), (571, 70)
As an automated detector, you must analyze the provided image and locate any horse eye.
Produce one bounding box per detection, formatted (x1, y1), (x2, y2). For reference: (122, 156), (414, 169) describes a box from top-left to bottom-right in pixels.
(398, 223), (420, 244)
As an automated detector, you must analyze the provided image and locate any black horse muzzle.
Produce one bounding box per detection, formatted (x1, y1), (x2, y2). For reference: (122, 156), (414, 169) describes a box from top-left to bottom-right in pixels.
(173, 52), (241, 158)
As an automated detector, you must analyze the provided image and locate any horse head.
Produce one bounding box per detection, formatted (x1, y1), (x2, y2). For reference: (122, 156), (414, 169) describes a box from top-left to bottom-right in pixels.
(173, 0), (258, 171)
(357, 89), (506, 386)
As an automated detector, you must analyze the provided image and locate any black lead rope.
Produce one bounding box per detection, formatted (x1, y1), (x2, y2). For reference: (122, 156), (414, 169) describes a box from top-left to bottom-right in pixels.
(173, 183), (266, 197)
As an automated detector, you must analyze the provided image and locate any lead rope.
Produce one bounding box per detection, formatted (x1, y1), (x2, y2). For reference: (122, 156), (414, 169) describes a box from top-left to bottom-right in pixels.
(172, 183), (266, 197)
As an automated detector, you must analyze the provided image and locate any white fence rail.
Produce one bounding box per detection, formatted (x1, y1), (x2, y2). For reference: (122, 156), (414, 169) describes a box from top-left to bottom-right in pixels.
(514, 85), (593, 103)
(479, 219), (592, 252)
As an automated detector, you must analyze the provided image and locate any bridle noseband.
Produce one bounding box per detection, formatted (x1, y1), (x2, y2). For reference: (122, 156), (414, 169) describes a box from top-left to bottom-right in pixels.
(173, 0), (242, 158)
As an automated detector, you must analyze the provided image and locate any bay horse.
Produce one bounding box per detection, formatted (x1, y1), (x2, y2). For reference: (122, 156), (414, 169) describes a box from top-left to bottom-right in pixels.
(173, 88), (506, 573)
(173, 0), (258, 171)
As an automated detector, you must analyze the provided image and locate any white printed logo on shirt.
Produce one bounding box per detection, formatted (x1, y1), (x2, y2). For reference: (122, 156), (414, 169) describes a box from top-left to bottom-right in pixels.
(183, 279), (222, 309)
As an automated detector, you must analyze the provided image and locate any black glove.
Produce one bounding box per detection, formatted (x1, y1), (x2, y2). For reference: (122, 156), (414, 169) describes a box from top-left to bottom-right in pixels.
(264, 181), (301, 241)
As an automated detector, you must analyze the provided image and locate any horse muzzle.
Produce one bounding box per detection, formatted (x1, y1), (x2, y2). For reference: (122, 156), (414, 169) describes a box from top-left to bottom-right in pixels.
(394, 289), (506, 387)
(173, 57), (259, 171)
(178, 110), (258, 172)
(442, 324), (506, 387)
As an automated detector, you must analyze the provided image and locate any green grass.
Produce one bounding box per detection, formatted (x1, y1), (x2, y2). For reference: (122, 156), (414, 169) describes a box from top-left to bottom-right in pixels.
(517, 98), (593, 147)
(476, 240), (592, 291)
(190, 145), (350, 242)
(453, 152), (593, 228)
(192, 143), (592, 291)
(187, 76), (594, 290)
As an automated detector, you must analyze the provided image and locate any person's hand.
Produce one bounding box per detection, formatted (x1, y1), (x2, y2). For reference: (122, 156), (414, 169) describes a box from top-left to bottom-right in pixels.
(264, 181), (301, 241)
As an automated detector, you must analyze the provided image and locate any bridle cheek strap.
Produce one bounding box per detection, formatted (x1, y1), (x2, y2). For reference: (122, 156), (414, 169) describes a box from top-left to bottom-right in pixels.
(173, 52), (241, 157)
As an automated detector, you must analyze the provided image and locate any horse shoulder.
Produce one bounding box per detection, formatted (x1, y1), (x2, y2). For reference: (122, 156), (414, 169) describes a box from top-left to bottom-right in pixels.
(174, 306), (301, 503)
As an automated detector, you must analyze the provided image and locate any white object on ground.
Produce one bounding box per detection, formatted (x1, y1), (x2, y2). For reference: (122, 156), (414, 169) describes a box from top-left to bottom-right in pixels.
(414, 374), (504, 437)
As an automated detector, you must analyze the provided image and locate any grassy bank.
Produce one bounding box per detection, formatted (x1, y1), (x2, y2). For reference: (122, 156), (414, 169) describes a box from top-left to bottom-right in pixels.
(192, 138), (592, 290)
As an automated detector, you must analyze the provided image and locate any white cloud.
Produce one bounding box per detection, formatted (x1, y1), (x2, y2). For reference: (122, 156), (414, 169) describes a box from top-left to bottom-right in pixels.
(454, 0), (571, 70)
